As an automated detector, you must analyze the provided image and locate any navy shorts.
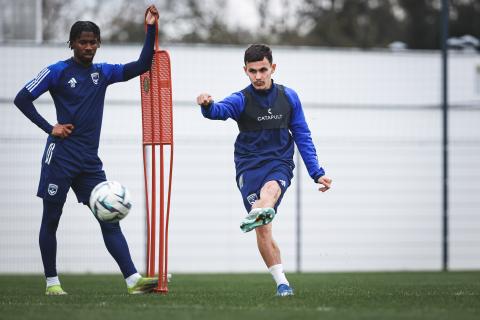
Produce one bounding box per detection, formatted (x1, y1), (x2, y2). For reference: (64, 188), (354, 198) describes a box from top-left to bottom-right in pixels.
(236, 161), (293, 213)
(37, 138), (106, 204)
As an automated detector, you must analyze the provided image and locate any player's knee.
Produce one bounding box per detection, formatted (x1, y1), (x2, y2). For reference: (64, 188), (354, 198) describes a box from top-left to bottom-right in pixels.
(40, 218), (60, 234)
(261, 181), (281, 200)
(42, 200), (64, 232)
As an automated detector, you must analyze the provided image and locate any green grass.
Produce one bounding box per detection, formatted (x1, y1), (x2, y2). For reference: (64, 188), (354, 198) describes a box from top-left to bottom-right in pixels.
(0, 272), (479, 320)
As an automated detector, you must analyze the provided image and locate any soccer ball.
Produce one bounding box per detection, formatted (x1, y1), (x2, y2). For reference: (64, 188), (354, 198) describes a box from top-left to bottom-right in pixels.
(89, 181), (132, 223)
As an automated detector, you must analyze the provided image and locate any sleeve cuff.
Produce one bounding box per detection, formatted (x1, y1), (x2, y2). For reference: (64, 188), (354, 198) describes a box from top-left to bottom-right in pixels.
(200, 102), (215, 118)
(201, 101), (213, 109)
(44, 124), (54, 135)
(313, 168), (326, 182)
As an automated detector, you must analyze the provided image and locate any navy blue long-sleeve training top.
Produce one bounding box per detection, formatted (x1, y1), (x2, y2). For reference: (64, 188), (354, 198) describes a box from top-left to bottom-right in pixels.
(201, 82), (325, 182)
(13, 24), (156, 154)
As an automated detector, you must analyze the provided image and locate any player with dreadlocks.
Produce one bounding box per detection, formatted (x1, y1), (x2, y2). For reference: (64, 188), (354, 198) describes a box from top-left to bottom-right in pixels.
(13, 5), (160, 295)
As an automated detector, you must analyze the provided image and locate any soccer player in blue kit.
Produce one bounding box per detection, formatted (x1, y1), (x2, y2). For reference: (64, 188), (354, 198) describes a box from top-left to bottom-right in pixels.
(13, 5), (160, 295)
(196, 44), (332, 296)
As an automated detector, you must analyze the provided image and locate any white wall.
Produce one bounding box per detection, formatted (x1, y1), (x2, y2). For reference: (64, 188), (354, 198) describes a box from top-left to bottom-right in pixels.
(0, 44), (479, 274)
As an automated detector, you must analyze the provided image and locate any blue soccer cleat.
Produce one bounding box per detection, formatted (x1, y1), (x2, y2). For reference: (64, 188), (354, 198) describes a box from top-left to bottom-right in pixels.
(276, 284), (294, 297)
(240, 208), (276, 233)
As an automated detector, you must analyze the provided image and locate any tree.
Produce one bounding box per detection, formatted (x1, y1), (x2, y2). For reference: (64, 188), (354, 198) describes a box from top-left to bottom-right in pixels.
(397, 0), (440, 49)
(169, 0), (254, 44)
(42, 0), (71, 42)
(450, 0), (480, 40)
(294, 0), (403, 48)
(38, 0), (480, 49)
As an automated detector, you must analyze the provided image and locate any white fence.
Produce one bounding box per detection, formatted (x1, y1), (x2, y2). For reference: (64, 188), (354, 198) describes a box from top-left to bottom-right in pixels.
(1, 44), (479, 274)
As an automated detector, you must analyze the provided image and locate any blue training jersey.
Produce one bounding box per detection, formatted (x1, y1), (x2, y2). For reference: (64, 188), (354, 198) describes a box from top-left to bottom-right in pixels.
(201, 82), (325, 182)
(24, 59), (125, 153)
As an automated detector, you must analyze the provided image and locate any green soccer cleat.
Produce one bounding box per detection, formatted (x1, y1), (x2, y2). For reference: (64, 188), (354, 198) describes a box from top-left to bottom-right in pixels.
(128, 277), (158, 295)
(45, 285), (68, 296)
(240, 208), (276, 233)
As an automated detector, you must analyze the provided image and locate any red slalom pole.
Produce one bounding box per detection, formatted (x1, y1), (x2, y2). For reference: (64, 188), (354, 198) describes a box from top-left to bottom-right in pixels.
(143, 147), (152, 277)
(150, 143), (157, 278)
(157, 144), (166, 292)
(140, 9), (173, 294)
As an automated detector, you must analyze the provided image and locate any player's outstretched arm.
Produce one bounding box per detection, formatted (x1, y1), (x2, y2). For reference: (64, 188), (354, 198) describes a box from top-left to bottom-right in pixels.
(316, 176), (332, 192)
(195, 91), (244, 120)
(122, 5), (159, 81)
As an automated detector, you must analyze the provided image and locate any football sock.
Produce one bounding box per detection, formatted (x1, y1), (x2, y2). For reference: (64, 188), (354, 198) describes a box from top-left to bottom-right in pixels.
(39, 200), (64, 277)
(46, 276), (60, 287)
(98, 220), (137, 278)
(125, 273), (142, 288)
(268, 264), (289, 286)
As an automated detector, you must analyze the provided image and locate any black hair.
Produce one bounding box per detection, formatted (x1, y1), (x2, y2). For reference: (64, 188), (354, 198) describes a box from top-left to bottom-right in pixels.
(244, 44), (273, 65)
(68, 21), (101, 48)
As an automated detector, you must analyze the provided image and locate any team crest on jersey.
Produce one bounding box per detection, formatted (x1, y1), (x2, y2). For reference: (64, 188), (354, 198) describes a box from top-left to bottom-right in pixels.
(91, 72), (99, 85)
(247, 193), (258, 206)
(48, 184), (58, 196)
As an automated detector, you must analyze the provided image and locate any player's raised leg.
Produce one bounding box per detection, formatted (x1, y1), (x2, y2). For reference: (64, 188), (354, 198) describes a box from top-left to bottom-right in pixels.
(240, 181), (280, 232)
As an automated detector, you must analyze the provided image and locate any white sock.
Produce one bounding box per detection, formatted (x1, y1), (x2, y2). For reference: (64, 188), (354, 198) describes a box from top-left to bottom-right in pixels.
(268, 264), (289, 286)
(125, 273), (142, 288)
(46, 276), (60, 288)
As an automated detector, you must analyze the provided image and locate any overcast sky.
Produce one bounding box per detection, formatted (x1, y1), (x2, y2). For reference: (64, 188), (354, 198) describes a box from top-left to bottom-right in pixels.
(225, 0), (299, 30)
(226, 0), (259, 29)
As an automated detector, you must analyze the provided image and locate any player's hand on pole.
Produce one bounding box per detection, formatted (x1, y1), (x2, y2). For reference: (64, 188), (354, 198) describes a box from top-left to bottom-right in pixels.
(316, 176), (332, 192)
(145, 5), (159, 25)
(196, 93), (213, 107)
(51, 123), (74, 139)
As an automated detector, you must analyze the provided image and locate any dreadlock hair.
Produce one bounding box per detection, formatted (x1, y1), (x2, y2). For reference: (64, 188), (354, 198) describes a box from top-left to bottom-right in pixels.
(244, 44), (273, 65)
(68, 21), (101, 48)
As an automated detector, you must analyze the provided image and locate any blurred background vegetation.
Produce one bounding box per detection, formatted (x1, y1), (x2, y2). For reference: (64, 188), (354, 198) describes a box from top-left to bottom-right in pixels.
(29, 0), (480, 49)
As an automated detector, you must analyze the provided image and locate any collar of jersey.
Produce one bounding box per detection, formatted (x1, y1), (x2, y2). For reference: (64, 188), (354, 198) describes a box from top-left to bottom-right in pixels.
(249, 80), (276, 96)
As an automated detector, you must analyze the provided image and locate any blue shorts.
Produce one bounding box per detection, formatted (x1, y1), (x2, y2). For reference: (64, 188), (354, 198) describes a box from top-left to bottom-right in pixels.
(236, 161), (293, 213)
(37, 138), (106, 204)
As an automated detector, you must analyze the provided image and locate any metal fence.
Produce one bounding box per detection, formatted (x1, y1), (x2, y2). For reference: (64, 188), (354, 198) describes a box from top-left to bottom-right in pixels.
(1, 44), (479, 273)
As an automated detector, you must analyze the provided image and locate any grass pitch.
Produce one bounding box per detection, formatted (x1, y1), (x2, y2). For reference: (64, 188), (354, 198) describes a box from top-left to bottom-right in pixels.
(0, 272), (479, 320)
